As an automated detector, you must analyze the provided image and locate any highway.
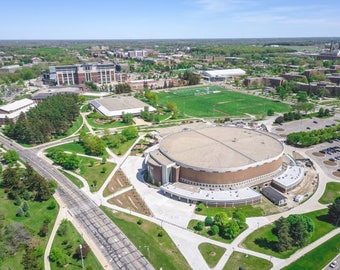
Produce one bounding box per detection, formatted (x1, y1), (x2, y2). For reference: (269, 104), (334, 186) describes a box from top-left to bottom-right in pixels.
(0, 136), (154, 270)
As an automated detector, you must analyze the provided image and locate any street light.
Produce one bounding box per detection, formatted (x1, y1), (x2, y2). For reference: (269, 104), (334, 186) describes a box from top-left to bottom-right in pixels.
(79, 244), (84, 269)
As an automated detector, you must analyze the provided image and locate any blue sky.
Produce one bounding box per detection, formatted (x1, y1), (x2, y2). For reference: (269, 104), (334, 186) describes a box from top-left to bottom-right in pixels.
(1, 0), (340, 39)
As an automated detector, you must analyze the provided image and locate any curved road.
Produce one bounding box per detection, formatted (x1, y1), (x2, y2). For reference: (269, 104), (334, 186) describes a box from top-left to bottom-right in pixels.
(0, 136), (154, 270)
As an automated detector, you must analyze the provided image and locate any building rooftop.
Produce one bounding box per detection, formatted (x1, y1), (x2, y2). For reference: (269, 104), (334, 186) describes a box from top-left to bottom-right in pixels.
(0, 98), (34, 113)
(159, 126), (284, 172)
(90, 95), (156, 117)
(201, 69), (246, 78)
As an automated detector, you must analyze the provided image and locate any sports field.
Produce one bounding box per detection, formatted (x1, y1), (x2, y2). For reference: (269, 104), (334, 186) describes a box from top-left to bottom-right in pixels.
(158, 86), (290, 118)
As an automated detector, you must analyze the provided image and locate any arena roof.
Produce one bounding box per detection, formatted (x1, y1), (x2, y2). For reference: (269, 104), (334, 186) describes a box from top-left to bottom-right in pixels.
(159, 126), (284, 172)
(90, 95), (156, 117)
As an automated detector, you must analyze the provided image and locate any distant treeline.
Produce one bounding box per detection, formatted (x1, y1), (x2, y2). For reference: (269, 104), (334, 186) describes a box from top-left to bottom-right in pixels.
(4, 94), (80, 144)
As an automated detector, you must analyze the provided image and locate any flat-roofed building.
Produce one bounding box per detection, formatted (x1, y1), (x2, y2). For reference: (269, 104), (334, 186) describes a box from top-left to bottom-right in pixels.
(90, 95), (156, 117)
(49, 63), (116, 86)
(0, 98), (36, 124)
(200, 69), (246, 81)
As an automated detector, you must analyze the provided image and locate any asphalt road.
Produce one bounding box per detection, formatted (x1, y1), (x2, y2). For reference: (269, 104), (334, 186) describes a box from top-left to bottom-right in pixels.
(324, 254), (340, 270)
(0, 136), (154, 270)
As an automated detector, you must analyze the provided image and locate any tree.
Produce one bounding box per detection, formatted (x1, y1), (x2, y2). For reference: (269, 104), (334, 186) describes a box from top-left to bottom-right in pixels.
(3, 150), (19, 166)
(232, 210), (246, 229)
(277, 86), (287, 100)
(223, 220), (240, 239)
(214, 212), (229, 228)
(210, 225), (219, 236)
(122, 112), (134, 125)
(166, 102), (178, 117)
(290, 219), (307, 247)
(23, 201), (29, 212)
(275, 217), (293, 252)
(297, 91), (308, 103)
(205, 216), (214, 226)
(328, 196), (340, 225)
(76, 243), (90, 259)
(195, 221), (205, 231)
(122, 126), (138, 140)
(196, 203), (204, 212)
(21, 246), (40, 270)
(318, 107), (325, 117)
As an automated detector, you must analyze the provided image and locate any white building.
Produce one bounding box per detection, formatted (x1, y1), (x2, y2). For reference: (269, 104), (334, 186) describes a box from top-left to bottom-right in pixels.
(90, 96), (156, 117)
(0, 98), (36, 124)
(201, 68), (246, 81)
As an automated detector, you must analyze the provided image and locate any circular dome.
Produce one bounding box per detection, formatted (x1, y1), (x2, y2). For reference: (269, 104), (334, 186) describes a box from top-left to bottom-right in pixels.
(159, 126), (284, 173)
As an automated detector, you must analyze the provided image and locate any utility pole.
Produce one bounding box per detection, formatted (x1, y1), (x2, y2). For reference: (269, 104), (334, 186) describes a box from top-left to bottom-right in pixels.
(79, 244), (84, 269)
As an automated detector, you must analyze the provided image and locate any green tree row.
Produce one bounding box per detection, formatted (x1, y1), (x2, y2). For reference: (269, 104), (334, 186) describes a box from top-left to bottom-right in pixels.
(1, 164), (56, 202)
(286, 124), (340, 147)
(4, 94), (80, 144)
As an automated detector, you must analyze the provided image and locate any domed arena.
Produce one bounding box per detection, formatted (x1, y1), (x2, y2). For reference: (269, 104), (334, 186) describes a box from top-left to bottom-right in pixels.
(145, 126), (294, 206)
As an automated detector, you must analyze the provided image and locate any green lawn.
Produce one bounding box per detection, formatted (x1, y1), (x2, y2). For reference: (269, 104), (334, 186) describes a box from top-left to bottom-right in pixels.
(319, 182), (340, 204)
(108, 137), (138, 156)
(50, 220), (103, 270)
(101, 207), (191, 270)
(283, 233), (340, 270)
(242, 208), (336, 259)
(86, 116), (127, 129)
(75, 156), (116, 192)
(46, 141), (86, 155)
(0, 188), (59, 270)
(157, 87), (290, 118)
(188, 219), (247, 244)
(223, 251), (273, 270)
(195, 197), (279, 218)
(198, 243), (226, 268)
(65, 115), (83, 136)
(59, 169), (84, 188)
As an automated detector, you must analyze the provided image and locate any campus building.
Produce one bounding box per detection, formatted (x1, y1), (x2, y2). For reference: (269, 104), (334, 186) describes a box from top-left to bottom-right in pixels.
(90, 95), (156, 117)
(49, 63), (116, 86)
(0, 98), (36, 124)
(200, 69), (246, 81)
(146, 126), (304, 206)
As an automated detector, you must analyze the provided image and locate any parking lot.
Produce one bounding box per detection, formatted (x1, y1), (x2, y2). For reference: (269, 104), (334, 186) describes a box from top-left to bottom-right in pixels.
(271, 116), (339, 137)
(306, 140), (340, 180)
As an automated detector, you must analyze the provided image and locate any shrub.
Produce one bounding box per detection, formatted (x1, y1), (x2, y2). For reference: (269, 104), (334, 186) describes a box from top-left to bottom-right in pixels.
(137, 219), (144, 225)
(195, 221), (205, 231)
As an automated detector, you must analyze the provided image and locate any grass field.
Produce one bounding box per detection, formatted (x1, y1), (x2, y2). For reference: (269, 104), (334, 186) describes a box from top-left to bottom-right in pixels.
(319, 182), (340, 204)
(195, 197), (280, 217)
(50, 220), (103, 270)
(223, 251), (272, 270)
(198, 243), (226, 268)
(107, 137), (138, 156)
(157, 86), (290, 118)
(283, 233), (340, 270)
(101, 207), (191, 270)
(0, 188), (59, 270)
(242, 208), (336, 259)
(75, 156), (116, 192)
(46, 141), (87, 155)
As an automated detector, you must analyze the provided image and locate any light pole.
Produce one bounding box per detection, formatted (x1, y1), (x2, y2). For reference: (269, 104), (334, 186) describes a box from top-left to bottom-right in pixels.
(79, 244), (84, 269)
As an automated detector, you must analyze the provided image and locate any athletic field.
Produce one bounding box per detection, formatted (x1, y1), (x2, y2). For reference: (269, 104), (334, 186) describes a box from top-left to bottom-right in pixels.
(158, 86), (290, 118)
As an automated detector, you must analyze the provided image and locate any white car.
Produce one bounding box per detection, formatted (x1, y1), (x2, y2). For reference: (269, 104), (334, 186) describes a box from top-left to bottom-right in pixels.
(330, 260), (337, 268)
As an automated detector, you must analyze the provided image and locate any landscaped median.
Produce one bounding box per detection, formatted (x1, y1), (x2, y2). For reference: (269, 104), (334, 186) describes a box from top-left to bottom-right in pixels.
(282, 233), (340, 270)
(100, 207), (191, 270)
(318, 182), (340, 204)
(241, 208), (337, 259)
(223, 251), (273, 270)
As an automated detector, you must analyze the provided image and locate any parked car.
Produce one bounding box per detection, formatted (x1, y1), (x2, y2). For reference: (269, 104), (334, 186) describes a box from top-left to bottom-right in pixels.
(330, 260), (337, 268)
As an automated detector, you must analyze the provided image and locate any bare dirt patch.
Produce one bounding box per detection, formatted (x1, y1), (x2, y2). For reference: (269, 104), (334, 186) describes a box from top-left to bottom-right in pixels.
(103, 169), (131, 197)
(275, 128), (284, 132)
(323, 160), (337, 166)
(108, 189), (152, 216)
(332, 171), (340, 178)
(312, 152), (325, 157)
